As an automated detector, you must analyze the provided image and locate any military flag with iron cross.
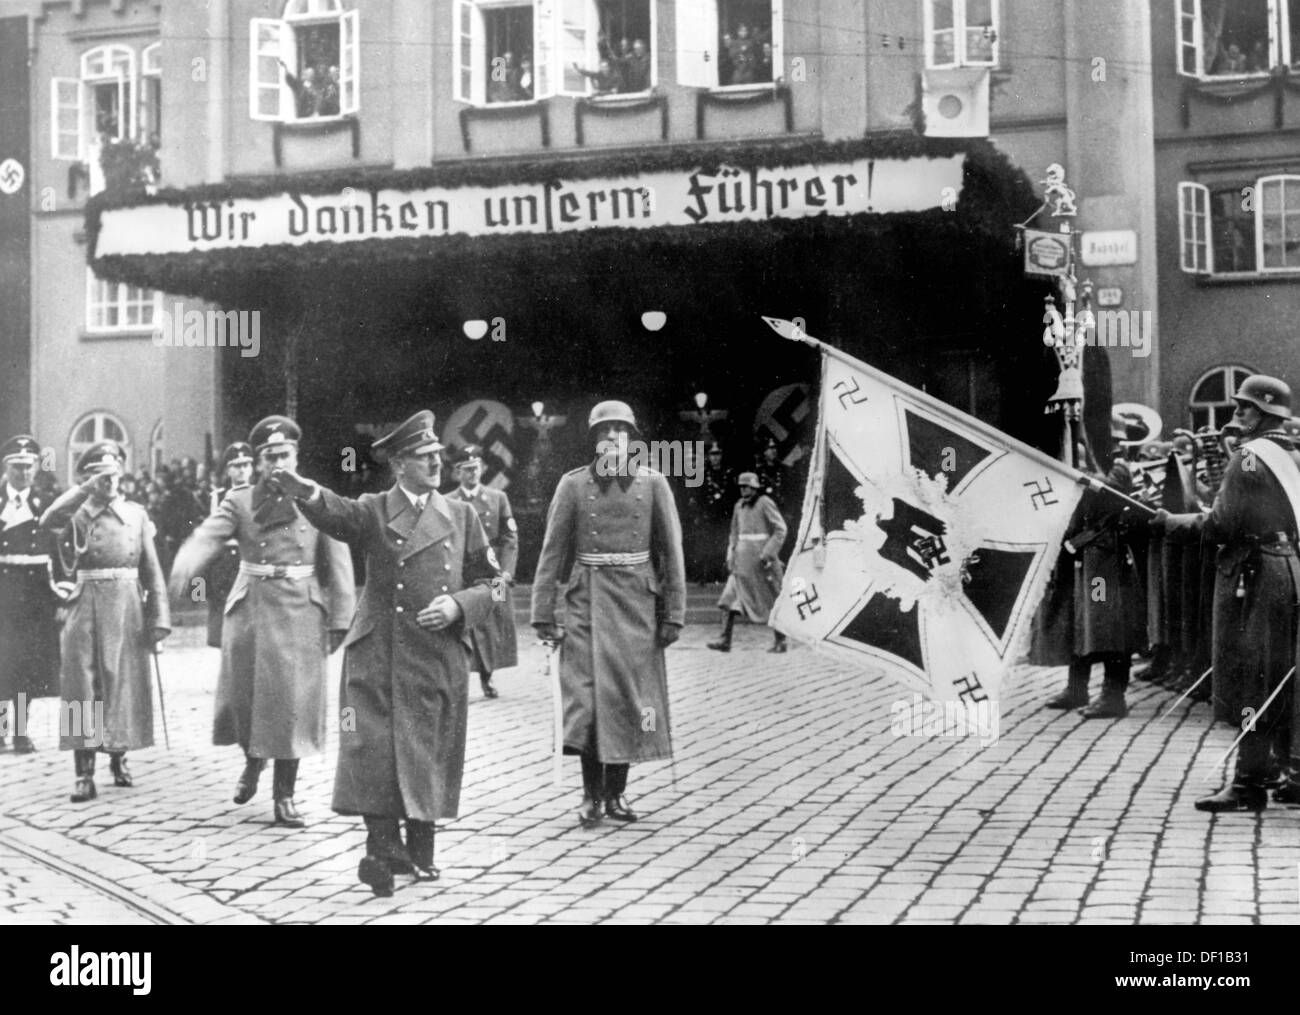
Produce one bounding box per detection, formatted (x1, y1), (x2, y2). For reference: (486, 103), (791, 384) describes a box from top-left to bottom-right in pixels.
(764, 317), (1094, 706)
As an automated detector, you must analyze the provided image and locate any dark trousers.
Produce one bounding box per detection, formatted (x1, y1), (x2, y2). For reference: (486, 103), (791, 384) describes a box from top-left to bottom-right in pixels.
(1069, 652), (1129, 694)
(364, 815), (436, 869)
(580, 753), (628, 799)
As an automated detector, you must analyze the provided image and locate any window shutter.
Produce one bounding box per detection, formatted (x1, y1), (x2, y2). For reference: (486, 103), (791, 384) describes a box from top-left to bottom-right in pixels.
(51, 77), (84, 160)
(770, 0), (784, 80)
(340, 8), (360, 113)
(1178, 181), (1211, 273)
(558, 0), (596, 96)
(1176, 0), (1203, 78)
(675, 0), (718, 88)
(250, 18), (287, 121)
(535, 0), (557, 98)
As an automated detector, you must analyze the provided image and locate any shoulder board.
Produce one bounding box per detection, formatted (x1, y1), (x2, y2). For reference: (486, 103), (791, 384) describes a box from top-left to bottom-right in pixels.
(565, 466), (588, 478)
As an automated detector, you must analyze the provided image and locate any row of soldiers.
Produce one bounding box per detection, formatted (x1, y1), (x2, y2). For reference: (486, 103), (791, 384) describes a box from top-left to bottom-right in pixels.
(1045, 374), (1300, 814)
(0, 400), (781, 898)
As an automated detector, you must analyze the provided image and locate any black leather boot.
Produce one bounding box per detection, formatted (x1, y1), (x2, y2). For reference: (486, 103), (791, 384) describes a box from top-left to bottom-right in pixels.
(233, 755), (267, 804)
(405, 820), (439, 881)
(272, 759), (305, 827)
(1082, 655), (1130, 719)
(70, 749), (97, 803)
(578, 753), (604, 828)
(109, 752), (132, 787)
(481, 671), (499, 699)
(1046, 659), (1090, 710)
(1198, 734), (1268, 812)
(359, 815), (406, 896)
(708, 611), (736, 652)
(768, 631), (788, 654)
(603, 763), (637, 822)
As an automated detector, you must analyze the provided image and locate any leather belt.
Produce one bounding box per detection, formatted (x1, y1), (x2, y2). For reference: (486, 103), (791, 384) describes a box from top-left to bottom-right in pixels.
(576, 551), (650, 567)
(737, 534), (769, 542)
(78, 568), (138, 581)
(0, 554), (50, 565)
(240, 562), (316, 580)
(1241, 532), (1292, 546)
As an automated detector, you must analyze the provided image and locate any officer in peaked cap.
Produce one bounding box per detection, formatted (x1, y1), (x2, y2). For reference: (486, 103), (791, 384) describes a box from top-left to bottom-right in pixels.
(447, 444), (518, 700)
(0, 435), (63, 753)
(531, 399), (686, 829)
(202, 442), (258, 649)
(688, 441), (734, 584)
(170, 416), (355, 828)
(1155, 374), (1300, 812)
(269, 409), (499, 896)
(753, 436), (787, 509)
(39, 440), (169, 802)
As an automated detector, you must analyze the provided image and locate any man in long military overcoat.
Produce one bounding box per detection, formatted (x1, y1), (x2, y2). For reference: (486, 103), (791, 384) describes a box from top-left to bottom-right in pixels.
(39, 441), (169, 802)
(169, 417), (355, 828)
(446, 444), (518, 699)
(531, 400), (686, 828)
(1045, 423), (1146, 720)
(708, 471), (788, 653)
(1156, 376), (1300, 812)
(0, 435), (63, 752)
(274, 411), (498, 896)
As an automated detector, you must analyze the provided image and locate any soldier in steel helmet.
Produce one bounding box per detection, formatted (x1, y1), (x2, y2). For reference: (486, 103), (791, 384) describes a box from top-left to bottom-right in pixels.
(1154, 375), (1300, 812)
(531, 400), (686, 828)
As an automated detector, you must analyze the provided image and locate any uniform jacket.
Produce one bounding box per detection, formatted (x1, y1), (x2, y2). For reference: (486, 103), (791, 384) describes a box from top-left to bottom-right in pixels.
(1066, 457), (1146, 656)
(531, 462), (686, 764)
(0, 484), (63, 700)
(300, 485), (496, 821)
(1165, 432), (1300, 721)
(40, 487), (169, 751)
(203, 484), (246, 649)
(170, 479), (355, 758)
(447, 484), (518, 673)
(717, 494), (788, 623)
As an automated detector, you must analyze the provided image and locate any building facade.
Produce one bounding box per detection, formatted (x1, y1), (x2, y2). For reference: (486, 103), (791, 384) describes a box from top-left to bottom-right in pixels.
(5, 0), (1169, 571)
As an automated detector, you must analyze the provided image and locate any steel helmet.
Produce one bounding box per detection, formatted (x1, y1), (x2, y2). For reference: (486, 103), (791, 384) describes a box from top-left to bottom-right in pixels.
(587, 400), (639, 432)
(1233, 375), (1292, 419)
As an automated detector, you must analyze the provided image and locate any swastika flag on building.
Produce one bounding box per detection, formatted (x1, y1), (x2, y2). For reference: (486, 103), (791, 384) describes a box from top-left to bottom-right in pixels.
(764, 318), (1086, 705)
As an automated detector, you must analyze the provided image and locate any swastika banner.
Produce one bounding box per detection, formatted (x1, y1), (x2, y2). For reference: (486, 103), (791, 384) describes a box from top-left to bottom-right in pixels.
(765, 319), (1086, 705)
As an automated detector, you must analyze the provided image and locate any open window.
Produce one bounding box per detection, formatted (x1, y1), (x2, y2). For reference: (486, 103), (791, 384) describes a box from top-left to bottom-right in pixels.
(1177, 0), (1286, 79)
(51, 44), (135, 161)
(455, 0), (539, 105)
(1179, 173), (1300, 275)
(551, 0), (656, 96)
(677, 0), (783, 89)
(249, 0), (359, 122)
(924, 0), (999, 69)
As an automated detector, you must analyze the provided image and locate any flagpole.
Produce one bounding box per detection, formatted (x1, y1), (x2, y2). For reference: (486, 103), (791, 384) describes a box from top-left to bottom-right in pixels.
(762, 315), (1156, 518)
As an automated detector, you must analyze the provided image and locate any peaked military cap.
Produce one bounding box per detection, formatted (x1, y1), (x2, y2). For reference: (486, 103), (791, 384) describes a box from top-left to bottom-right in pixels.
(250, 415), (301, 454)
(77, 440), (126, 476)
(373, 410), (443, 459)
(1, 435), (40, 465)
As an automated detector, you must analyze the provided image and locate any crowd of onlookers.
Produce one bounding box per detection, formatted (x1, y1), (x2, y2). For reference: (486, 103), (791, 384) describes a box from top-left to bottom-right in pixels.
(281, 58), (343, 118)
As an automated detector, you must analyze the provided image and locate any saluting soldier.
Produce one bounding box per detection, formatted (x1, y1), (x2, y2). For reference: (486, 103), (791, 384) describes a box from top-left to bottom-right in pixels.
(0, 436), (63, 753)
(753, 436), (788, 510)
(274, 411), (498, 896)
(707, 472), (789, 653)
(1045, 418), (1146, 720)
(531, 401), (686, 828)
(169, 417), (355, 828)
(39, 441), (169, 802)
(203, 442), (256, 649)
(446, 445), (518, 700)
(1155, 376), (1300, 812)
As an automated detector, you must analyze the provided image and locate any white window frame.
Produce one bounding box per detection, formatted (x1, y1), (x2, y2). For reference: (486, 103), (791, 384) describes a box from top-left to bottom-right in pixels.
(68, 411), (132, 485)
(1176, 0), (1287, 81)
(550, 0), (657, 98)
(249, 1), (358, 123)
(1178, 181), (1212, 273)
(1179, 173), (1300, 276)
(1256, 173), (1300, 272)
(924, 0), (999, 70)
(455, 0), (542, 107)
(51, 43), (137, 161)
(676, 0), (783, 90)
(141, 41), (161, 144)
(1189, 364), (1258, 431)
(85, 269), (163, 334)
(149, 419), (165, 477)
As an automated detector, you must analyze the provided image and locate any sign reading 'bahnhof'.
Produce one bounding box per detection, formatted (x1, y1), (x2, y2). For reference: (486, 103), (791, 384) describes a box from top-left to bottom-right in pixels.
(94, 155), (965, 256)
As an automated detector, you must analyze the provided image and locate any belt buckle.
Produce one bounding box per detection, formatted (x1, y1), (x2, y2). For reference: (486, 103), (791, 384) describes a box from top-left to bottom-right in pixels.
(272, 564), (288, 579)
(610, 553), (629, 566)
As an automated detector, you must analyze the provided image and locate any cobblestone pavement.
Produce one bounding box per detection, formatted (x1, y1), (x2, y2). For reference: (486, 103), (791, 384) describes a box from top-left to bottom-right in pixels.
(2, 605), (1299, 925)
